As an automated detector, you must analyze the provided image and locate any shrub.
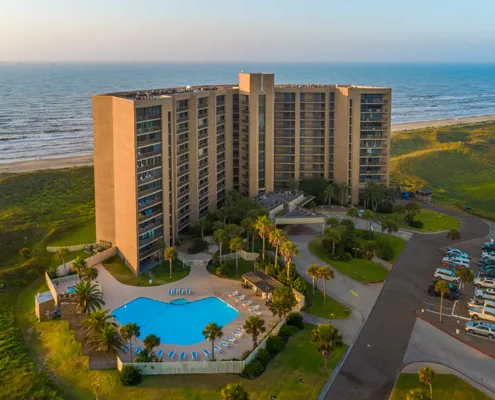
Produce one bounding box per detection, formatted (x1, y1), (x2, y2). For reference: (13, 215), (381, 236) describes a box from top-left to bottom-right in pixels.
(255, 348), (271, 367)
(376, 201), (394, 214)
(215, 262), (232, 277)
(339, 218), (355, 232)
(409, 219), (424, 229)
(378, 243), (394, 261)
(241, 350), (251, 361)
(286, 312), (304, 330)
(120, 365), (142, 386)
(293, 277), (307, 295)
(278, 324), (299, 339)
(266, 335), (285, 354)
(447, 229), (461, 240)
(243, 359), (265, 379)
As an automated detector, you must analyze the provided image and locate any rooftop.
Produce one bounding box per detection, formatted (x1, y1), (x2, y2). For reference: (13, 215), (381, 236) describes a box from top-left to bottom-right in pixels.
(256, 191), (304, 211)
(242, 270), (283, 294)
(35, 290), (54, 304)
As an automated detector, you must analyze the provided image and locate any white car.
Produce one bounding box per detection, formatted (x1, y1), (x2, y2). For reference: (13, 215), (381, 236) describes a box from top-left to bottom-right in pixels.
(474, 278), (495, 289)
(446, 248), (469, 258)
(441, 257), (470, 268)
(481, 252), (495, 260)
(434, 268), (461, 284)
(447, 251), (470, 261)
(468, 306), (495, 322)
(465, 321), (495, 339)
(468, 299), (495, 308)
(475, 289), (495, 301)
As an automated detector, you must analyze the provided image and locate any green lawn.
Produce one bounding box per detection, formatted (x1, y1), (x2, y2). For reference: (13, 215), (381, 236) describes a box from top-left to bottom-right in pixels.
(309, 238), (389, 282)
(103, 256), (190, 286)
(391, 373), (492, 400)
(377, 209), (459, 233)
(47, 219), (96, 246)
(373, 232), (407, 263)
(303, 282), (351, 319)
(16, 279), (346, 400)
(392, 122), (495, 220)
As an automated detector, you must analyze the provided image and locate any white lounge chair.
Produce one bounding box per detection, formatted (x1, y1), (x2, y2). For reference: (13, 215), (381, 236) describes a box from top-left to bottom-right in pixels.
(251, 311), (262, 316)
(228, 290), (239, 298)
(179, 288), (184, 295)
(214, 345), (224, 353)
(235, 295), (245, 302)
(134, 347), (142, 354)
(226, 336), (237, 343)
(192, 351), (198, 360)
(156, 349), (164, 359)
(203, 349), (212, 359)
(232, 331), (244, 337)
(219, 341), (231, 348)
(168, 351), (176, 360)
(180, 352), (187, 361)
(249, 305), (260, 311)
(186, 288), (192, 295)
(242, 300), (253, 306)
(168, 288), (173, 295)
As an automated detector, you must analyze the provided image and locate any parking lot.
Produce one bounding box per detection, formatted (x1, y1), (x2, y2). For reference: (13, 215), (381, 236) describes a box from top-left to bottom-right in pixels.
(417, 237), (495, 356)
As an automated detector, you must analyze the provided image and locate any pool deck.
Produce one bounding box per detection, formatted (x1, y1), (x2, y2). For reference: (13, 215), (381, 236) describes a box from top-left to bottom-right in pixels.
(95, 263), (278, 361)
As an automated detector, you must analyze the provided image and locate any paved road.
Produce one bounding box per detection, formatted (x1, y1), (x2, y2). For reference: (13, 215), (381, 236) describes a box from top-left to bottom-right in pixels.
(404, 319), (495, 396)
(323, 206), (489, 400)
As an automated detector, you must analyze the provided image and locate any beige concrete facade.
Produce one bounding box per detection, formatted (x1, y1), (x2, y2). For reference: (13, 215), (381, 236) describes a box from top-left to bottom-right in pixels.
(93, 73), (391, 274)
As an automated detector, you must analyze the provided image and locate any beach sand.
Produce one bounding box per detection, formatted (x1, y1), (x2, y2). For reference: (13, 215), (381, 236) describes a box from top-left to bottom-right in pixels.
(1, 114), (495, 174)
(392, 114), (495, 132)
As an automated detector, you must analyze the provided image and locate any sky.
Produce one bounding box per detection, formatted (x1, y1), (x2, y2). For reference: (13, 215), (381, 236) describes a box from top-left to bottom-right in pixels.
(1, 0), (495, 62)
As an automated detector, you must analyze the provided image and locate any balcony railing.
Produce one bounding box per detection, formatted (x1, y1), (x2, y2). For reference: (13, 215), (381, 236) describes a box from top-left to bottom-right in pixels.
(139, 220), (163, 235)
(137, 162), (161, 174)
(137, 137), (161, 148)
(138, 197), (162, 211)
(139, 247), (160, 261)
(138, 209), (163, 222)
(138, 185), (162, 199)
(137, 126), (161, 135)
(139, 235), (162, 249)
(137, 114), (161, 122)
(138, 150), (162, 160)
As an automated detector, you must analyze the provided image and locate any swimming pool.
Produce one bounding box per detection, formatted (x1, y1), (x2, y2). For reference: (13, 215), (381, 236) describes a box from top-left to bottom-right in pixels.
(67, 286), (76, 293)
(112, 297), (239, 345)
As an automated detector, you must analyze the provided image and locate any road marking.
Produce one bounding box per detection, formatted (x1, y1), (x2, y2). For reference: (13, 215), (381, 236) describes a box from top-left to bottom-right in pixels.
(350, 289), (358, 297)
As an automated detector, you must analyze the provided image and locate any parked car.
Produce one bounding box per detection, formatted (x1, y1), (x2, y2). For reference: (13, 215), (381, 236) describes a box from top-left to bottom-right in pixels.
(442, 257), (470, 268)
(441, 260), (464, 269)
(480, 265), (495, 273)
(447, 251), (470, 261)
(468, 299), (495, 308)
(482, 242), (495, 252)
(428, 281), (459, 300)
(434, 268), (461, 284)
(474, 277), (495, 289)
(468, 306), (495, 322)
(465, 321), (495, 339)
(479, 270), (495, 279)
(478, 260), (495, 267)
(475, 288), (495, 301)
(445, 248), (468, 257)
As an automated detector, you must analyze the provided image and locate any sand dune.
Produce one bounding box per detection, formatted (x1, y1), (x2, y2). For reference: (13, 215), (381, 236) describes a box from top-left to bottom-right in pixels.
(392, 114), (495, 132)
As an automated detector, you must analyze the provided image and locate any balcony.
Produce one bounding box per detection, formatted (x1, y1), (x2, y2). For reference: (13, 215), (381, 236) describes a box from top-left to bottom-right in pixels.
(137, 114), (161, 122)
(177, 134), (189, 145)
(138, 149), (162, 160)
(199, 170), (208, 180)
(139, 220), (163, 235)
(138, 208), (163, 223)
(177, 157), (189, 167)
(138, 197), (162, 211)
(137, 137), (161, 148)
(137, 161), (161, 174)
(177, 114), (189, 123)
(139, 247), (160, 261)
(138, 185), (162, 199)
(217, 155), (226, 163)
(137, 126), (161, 135)
(139, 234), (162, 248)
(137, 170), (162, 185)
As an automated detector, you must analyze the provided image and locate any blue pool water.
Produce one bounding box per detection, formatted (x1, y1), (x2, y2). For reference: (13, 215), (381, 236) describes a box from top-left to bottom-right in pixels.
(112, 297), (239, 345)
(67, 286), (76, 293)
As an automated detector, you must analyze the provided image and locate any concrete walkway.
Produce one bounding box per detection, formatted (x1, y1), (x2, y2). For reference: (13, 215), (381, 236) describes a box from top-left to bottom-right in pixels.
(403, 319), (495, 397)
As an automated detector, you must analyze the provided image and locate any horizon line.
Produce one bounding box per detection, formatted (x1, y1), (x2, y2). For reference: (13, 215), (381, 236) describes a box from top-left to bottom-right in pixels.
(2, 60), (495, 64)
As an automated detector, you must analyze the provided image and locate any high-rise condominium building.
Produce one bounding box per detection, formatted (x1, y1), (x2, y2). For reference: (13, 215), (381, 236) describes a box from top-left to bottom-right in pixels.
(93, 73), (391, 274)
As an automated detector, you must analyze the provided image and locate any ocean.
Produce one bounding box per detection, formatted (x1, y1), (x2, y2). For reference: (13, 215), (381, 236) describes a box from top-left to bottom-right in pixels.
(0, 62), (494, 163)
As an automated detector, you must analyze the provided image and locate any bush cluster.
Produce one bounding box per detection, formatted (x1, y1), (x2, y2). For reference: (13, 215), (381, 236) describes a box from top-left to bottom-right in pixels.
(286, 312), (304, 330)
(120, 365), (142, 386)
(409, 219), (424, 229)
(265, 335), (285, 354)
(278, 324), (299, 340)
(243, 359), (265, 379)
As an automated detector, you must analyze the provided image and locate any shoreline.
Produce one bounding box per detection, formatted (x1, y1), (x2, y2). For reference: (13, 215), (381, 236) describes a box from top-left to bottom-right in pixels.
(1, 114), (495, 174)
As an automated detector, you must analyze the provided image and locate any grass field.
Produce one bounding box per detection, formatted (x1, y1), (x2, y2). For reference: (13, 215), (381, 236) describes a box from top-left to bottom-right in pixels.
(103, 256), (190, 286)
(391, 122), (495, 220)
(377, 209), (459, 233)
(17, 278), (346, 400)
(391, 373), (492, 400)
(47, 219), (96, 247)
(207, 256), (255, 280)
(309, 238), (390, 282)
(303, 282), (351, 319)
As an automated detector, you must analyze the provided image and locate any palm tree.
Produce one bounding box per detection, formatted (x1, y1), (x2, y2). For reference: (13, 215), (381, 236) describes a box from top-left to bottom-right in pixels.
(418, 366), (436, 400)
(220, 383), (249, 400)
(362, 210), (374, 238)
(143, 333), (161, 355)
(82, 266), (98, 282)
(269, 228), (287, 272)
(269, 286), (297, 320)
(346, 207), (359, 219)
(164, 246), (177, 279)
(363, 241), (379, 260)
(202, 322), (223, 361)
(324, 184), (335, 206)
(318, 266), (334, 305)
(456, 267), (474, 293)
(56, 247), (69, 275)
(254, 215), (273, 261)
(73, 281), (105, 313)
(72, 255), (87, 278)
(241, 217), (255, 251)
(243, 315), (266, 350)
(280, 240), (299, 281)
(119, 322), (141, 363)
(229, 237), (244, 276)
(88, 325), (124, 354)
(324, 227), (342, 255)
(82, 308), (115, 340)
(435, 280), (450, 323)
(307, 264), (321, 295)
(213, 228), (226, 260)
(406, 388), (428, 400)
(311, 324), (343, 369)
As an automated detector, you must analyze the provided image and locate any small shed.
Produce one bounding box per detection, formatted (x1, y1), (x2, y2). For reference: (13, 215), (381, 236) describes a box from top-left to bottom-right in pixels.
(241, 270), (283, 301)
(35, 291), (56, 321)
(416, 187), (432, 203)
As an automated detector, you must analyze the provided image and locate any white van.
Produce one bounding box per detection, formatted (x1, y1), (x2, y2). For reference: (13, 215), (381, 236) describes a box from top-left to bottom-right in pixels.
(442, 256), (470, 268)
(434, 268), (461, 284)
